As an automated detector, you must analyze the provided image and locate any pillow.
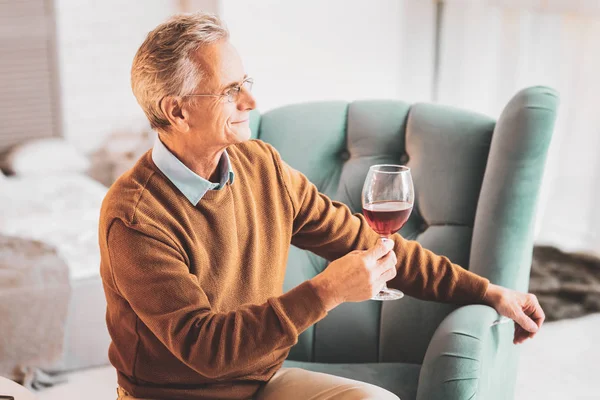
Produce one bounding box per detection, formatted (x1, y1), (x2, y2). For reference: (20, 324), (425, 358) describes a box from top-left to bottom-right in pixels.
(3, 138), (90, 176)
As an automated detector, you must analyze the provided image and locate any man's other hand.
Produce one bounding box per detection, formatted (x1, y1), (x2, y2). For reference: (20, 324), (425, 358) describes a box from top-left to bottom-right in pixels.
(483, 283), (546, 344)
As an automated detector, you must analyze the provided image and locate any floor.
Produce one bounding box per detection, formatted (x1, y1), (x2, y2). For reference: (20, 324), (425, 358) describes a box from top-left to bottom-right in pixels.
(514, 312), (599, 399)
(34, 313), (600, 400)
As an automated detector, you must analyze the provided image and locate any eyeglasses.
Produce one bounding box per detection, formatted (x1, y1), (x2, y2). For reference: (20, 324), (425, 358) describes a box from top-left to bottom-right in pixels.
(183, 77), (254, 103)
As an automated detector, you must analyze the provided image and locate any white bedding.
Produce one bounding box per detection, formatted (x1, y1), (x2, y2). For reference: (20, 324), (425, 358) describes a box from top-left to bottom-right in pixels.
(0, 174), (108, 280)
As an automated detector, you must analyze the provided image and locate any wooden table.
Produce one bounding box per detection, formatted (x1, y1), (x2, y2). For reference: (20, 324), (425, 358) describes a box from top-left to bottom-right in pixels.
(0, 376), (37, 400)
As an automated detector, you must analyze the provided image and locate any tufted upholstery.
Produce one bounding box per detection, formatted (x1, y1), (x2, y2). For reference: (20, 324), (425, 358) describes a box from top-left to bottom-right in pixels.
(248, 87), (559, 399)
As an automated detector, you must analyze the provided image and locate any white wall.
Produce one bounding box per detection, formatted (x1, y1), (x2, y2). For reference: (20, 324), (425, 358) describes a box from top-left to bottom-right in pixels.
(220, 0), (436, 112)
(54, 0), (180, 153)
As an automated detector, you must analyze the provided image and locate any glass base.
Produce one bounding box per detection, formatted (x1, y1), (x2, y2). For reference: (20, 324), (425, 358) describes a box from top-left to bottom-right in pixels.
(371, 287), (404, 301)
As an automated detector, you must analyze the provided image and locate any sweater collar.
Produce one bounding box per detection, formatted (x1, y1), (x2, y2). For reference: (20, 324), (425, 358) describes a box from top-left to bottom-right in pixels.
(151, 137), (234, 205)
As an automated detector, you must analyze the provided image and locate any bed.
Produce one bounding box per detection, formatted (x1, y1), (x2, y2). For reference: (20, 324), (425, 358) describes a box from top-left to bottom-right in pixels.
(0, 173), (112, 374)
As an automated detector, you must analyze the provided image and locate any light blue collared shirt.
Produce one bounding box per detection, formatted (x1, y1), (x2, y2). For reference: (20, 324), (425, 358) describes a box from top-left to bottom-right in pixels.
(151, 138), (235, 205)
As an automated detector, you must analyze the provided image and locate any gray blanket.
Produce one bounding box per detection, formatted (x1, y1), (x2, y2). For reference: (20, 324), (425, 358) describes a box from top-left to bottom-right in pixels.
(530, 246), (600, 321)
(0, 234), (71, 387)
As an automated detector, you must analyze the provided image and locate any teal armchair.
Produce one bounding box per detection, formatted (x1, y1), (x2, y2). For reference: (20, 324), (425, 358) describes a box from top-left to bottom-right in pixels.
(248, 86), (559, 400)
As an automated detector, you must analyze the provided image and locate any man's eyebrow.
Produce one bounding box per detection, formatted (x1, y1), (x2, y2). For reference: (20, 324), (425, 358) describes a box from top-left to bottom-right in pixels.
(221, 74), (248, 91)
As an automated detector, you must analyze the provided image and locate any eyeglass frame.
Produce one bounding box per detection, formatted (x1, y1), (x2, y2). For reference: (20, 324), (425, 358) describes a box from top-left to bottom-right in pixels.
(181, 77), (254, 103)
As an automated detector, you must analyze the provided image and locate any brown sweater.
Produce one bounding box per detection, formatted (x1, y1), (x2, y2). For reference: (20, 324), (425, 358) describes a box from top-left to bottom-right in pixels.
(99, 139), (489, 400)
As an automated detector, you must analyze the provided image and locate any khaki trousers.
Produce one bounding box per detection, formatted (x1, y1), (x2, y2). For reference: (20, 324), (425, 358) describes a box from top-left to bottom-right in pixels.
(116, 367), (399, 400)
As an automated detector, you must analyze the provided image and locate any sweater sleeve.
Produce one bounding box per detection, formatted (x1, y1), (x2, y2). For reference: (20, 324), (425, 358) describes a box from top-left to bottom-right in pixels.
(269, 145), (489, 304)
(106, 218), (327, 380)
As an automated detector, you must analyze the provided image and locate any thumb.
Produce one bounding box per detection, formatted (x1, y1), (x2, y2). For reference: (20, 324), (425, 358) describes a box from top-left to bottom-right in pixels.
(366, 238), (394, 261)
(514, 310), (539, 333)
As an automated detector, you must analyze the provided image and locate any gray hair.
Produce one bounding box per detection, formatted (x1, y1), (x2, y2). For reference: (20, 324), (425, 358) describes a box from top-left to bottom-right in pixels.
(131, 12), (229, 130)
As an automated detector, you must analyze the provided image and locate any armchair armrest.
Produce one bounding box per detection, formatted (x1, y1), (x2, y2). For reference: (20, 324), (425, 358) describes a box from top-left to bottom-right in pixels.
(417, 305), (518, 400)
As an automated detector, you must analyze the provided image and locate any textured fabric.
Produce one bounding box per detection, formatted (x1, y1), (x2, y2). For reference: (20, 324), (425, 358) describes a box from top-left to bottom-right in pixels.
(417, 305), (517, 400)
(100, 139), (489, 400)
(117, 368), (400, 400)
(256, 367), (399, 400)
(282, 361), (421, 400)
(0, 235), (70, 383)
(150, 137), (234, 205)
(257, 102), (348, 200)
(469, 86), (560, 292)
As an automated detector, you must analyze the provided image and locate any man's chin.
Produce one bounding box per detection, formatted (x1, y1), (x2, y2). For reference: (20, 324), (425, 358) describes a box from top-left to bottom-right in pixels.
(231, 126), (252, 143)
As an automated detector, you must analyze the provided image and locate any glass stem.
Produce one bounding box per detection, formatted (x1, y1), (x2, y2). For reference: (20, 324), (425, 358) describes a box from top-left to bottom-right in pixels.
(380, 235), (393, 291)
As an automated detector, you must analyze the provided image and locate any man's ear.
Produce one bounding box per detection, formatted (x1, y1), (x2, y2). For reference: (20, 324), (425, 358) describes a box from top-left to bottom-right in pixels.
(159, 96), (190, 133)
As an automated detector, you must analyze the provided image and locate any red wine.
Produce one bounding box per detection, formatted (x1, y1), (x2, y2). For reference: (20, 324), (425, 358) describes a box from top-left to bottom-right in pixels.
(363, 201), (413, 236)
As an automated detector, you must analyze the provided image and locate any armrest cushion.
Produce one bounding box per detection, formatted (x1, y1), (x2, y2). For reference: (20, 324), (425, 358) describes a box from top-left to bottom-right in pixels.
(417, 305), (517, 400)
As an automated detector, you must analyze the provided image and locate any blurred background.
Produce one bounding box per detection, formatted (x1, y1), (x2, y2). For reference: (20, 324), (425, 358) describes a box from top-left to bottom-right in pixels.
(1, 1), (599, 399)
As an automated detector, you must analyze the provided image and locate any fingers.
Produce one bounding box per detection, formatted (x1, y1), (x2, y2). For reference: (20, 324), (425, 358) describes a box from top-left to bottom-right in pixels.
(366, 238), (395, 261)
(513, 324), (530, 344)
(378, 262), (397, 282)
(374, 250), (397, 274)
(522, 295), (545, 342)
(374, 251), (397, 285)
(514, 309), (539, 334)
(378, 267), (397, 283)
(529, 294), (546, 329)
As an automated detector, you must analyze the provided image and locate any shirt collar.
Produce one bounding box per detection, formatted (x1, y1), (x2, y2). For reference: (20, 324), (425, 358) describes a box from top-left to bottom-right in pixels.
(151, 137), (235, 205)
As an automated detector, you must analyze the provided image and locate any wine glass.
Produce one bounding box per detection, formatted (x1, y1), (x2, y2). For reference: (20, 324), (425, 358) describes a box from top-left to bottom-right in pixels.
(361, 164), (414, 301)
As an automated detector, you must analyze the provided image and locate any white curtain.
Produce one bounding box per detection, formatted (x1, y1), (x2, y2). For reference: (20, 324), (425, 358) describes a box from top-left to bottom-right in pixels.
(438, 0), (600, 256)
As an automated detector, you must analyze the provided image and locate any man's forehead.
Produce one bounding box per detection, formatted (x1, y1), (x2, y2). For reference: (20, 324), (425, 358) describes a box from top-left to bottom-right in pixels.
(191, 41), (245, 90)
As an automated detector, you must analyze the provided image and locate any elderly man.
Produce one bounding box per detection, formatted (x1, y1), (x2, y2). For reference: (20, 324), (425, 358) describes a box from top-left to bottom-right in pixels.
(99, 11), (545, 400)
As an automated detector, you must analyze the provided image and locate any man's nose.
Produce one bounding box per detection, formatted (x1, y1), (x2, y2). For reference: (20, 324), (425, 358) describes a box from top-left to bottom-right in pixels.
(237, 87), (256, 111)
